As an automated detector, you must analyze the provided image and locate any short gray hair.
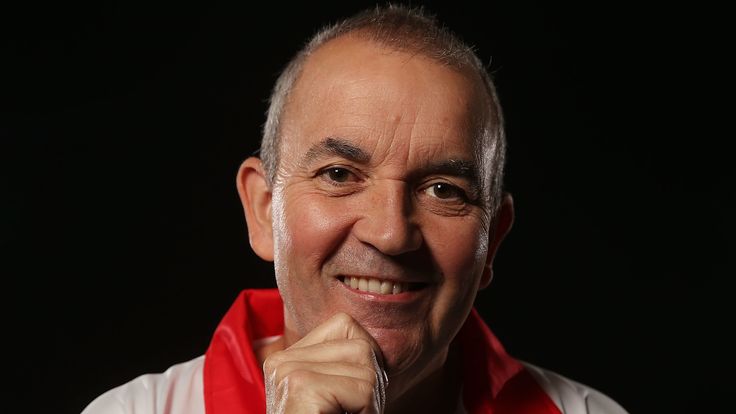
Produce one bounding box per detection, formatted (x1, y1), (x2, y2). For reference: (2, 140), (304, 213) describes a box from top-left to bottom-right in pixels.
(260, 4), (506, 213)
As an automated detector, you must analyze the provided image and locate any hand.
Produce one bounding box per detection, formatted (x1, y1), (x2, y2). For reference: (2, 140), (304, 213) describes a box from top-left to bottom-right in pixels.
(263, 313), (389, 414)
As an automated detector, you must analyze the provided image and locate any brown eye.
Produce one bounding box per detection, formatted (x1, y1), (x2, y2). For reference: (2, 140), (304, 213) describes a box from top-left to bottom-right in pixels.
(426, 183), (464, 200)
(324, 167), (352, 183)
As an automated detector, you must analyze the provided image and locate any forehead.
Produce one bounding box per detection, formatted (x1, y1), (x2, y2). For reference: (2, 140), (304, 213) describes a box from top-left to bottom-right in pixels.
(280, 36), (489, 166)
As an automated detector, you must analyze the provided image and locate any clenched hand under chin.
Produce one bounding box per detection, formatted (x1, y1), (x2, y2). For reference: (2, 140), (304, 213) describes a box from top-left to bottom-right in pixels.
(263, 313), (389, 414)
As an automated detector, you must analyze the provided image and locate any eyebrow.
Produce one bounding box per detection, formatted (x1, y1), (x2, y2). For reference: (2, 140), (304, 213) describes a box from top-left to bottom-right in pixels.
(302, 137), (371, 166)
(420, 159), (477, 178)
(301, 137), (480, 185)
(419, 159), (483, 201)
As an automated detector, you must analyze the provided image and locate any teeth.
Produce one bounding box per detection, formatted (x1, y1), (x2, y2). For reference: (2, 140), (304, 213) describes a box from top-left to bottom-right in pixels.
(368, 278), (381, 293)
(342, 276), (409, 295)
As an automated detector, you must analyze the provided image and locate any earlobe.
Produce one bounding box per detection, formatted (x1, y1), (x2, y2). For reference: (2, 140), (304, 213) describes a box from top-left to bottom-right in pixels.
(480, 193), (515, 289)
(236, 157), (275, 261)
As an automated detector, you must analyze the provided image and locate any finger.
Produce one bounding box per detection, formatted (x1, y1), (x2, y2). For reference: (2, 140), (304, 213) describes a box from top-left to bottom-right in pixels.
(291, 313), (387, 369)
(292, 313), (378, 349)
(268, 339), (378, 368)
(278, 342), (388, 410)
(277, 370), (382, 414)
(269, 360), (376, 385)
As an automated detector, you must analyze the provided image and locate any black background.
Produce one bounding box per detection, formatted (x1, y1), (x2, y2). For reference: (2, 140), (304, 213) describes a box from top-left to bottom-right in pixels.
(3, 1), (732, 413)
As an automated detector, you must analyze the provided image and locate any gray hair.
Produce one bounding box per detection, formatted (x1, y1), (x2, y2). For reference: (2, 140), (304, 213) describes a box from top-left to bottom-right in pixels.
(260, 4), (506, 213)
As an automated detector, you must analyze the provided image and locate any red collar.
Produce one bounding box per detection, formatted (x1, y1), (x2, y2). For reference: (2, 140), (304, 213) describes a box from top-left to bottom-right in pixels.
(204, 289), (559, 414)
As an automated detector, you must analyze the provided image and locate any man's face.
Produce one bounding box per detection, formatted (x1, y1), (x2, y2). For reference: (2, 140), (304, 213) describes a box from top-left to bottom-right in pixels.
(266, 37), (497, 380)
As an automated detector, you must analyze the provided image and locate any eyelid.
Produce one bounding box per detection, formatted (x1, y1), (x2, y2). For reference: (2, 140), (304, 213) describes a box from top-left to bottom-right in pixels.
(421, 178), (479, 203)
(425, 181), (466, 198)
(315, 164), (364, 184)
(315, 164), (357, 175)
(422, 176), (467, 191)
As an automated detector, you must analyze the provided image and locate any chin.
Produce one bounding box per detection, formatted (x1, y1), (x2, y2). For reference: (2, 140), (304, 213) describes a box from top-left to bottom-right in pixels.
(366, 326), (430, 376)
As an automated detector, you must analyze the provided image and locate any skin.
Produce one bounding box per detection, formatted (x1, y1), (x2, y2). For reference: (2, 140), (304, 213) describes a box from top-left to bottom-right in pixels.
(237, 35), (514, 413)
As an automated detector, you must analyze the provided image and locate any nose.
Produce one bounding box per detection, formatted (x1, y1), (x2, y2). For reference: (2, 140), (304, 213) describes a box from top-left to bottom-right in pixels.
(352, 180), (423, 256)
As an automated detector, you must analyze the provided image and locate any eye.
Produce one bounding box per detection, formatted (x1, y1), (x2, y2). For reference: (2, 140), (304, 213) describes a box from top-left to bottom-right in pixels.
(425, 182), (466, 200)
(320, 167), (356, 183)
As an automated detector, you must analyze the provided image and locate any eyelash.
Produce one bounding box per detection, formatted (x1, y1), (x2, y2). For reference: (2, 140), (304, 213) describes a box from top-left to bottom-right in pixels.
(422, 182), (469, 201)
(318, 166), (471, 203)
(318, 166), (360, 184)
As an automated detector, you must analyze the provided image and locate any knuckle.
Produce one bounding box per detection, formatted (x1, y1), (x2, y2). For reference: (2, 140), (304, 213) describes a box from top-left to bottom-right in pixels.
(332, 312), (355, 327)
(352, 338), (377, 365)
(283, 369), (311, 392)
(353, 337), (372, 354)
(364, 367), (378, 387)
(270, 360), (295, 383)
(262, 356), (276, 374)
(262, 353), (285, 375)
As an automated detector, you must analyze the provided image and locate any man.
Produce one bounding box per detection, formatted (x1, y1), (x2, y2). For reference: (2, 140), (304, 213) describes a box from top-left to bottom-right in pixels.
(82, 5), (628, 414)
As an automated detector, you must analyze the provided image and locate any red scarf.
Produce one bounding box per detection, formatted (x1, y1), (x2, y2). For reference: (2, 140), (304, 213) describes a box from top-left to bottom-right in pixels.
(203, 289), (560, 414)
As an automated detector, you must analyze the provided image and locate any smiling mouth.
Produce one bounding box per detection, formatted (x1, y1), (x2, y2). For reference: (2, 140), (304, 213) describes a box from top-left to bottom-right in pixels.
(338, 276), (429, 295)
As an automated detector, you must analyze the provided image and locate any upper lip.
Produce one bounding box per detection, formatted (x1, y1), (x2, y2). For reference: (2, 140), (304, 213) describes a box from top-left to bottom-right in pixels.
(323, 246), (438, 284)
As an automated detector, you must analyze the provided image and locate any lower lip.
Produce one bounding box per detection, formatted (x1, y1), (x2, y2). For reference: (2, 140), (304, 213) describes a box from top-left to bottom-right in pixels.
(337, 279), (430, 303)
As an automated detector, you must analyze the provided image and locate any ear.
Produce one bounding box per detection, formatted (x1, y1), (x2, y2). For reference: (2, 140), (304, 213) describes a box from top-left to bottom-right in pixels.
(479, 193), (515, 289)
(236, 157), (274, 261)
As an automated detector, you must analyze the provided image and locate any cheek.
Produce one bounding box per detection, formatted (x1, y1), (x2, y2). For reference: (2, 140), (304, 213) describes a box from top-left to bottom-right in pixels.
(431, 218), (488, 279)
(296, 199), (347, 256)
(272, 191), (355, 336)
(272, 191), (351, 284)
(426, 218), (488, 331)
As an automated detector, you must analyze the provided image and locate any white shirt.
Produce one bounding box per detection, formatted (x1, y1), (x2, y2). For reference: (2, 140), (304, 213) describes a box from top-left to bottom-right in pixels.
(81, 355), (628, 414)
